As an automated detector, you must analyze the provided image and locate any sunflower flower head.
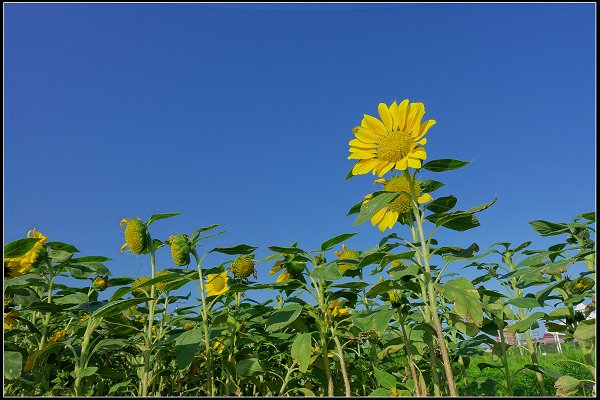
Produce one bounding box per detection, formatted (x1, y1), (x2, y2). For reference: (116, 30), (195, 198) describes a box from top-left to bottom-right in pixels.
(205, 271), (229, 297)
(120, 218), (149, 255)
(230, 255), (257, 279)
(48, 329), (67, 344)
(334, 244), (359, 274)
(155, 270), (171, 291)
(92, 276), (110, 291)
(4, 228), (48, 278)
(327, 299), (350, 318)
(213, 338), (225, 354)
(169, 234), (191, 266)
(276, 271), (295, 284)
(132, 276), (151, 296)
(183, 322), (196, 330)
(348, 100), (433, 177)
(364, 175), (433, 232)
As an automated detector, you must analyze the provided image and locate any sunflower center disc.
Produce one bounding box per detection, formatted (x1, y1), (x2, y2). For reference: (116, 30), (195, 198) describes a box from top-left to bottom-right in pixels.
(377, 130), (413, 162)
(384, 176), (421, 214)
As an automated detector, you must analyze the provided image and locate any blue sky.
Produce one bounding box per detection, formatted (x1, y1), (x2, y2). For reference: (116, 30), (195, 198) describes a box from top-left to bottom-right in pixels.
(5, 4), (596, 324)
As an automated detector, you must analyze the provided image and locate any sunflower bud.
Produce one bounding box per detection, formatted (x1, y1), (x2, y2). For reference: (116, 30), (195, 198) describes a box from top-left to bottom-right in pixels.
(92, 276), (110, 291)
(230, 255), (256, 279)
(169, 234), (191, 266)
(122, 218), (149, 255)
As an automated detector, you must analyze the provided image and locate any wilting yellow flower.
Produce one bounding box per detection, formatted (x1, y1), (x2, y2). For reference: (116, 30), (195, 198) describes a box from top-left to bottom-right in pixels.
(276, 272), (295, 283)
(364, 175), (433, 232)
(79, 313), (90, 322)
(4, 310), (20, 330)
(155, 270), (171, 291)
(327, 299), (350, 318)
(205, 271), (229, 296)
(92, 276), (110, 291)
(4, 228), (48, 278)
(213, 339), (225, 354)
(151, 325), (157, 339)
(348, 100), (433, 177)
(48, 329), (67, 344)
(24, 350), (40, 372)
(571, 277), (594, 294)
(132, 276), (151, 296)
(390, 387), (401, 397)
(231, 255), (257, 279)
(270, 260), (284, 275)
(183, 322), (195, 330)
(169, 234), (191, 266)
(120, 218), (148, 254)
(335, 244), (359, 274)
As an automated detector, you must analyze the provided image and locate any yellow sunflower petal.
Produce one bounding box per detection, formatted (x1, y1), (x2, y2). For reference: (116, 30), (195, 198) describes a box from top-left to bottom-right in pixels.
(354, 126), (380, 143)
(348, 151), (376, 160)
(417, 137), (427, 146)
(378, 218), (388, 232)
(377, 162), (395, 177)
(395, 158), (408, 170)
(363, 114), (388, 136)
(411, 147), (427, 160)
(407, 157), (422, 169)
(352, 159), (380, 175)
(349, 138), (377, 149)
(397, 99), (409, 131)
(417, 193), (433, 204)
(406, 102), (424, 135)
(414, 119), (436, 140)
(371, 208), (387, 225)
(378, 103), (393, 132)
(389, 101), (399, 130)
(385, 211), (399, 229)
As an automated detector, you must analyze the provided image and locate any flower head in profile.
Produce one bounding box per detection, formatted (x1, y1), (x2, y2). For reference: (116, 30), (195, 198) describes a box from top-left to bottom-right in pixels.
(327, 299), (350, 318)
(206, 271), (229, 296)
(364, 175), (433, 232)
(120, 218), (149, 255)
(334, 244), (359, 275)
(230, 255), (257, 279)
(4, 228), (48, 278)
(348, 100), (433, 177)
(275, 271), (295, 283)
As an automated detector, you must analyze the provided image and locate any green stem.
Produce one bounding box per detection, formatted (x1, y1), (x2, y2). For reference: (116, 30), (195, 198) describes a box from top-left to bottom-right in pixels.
(141, 242), (157, 397)
(332, 333), (352, 396)
(396, 313), (421, 396)
(497, 323), (514, 395)
(278, 365), (296, 396)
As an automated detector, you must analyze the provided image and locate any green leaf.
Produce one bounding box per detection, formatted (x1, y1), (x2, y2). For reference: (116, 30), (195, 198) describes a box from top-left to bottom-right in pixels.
(438, 278), (483, 325)
(420, 179), (445, 193)
(369, 388), (392, 396)
(175, 328), (203, 370)
(4, 238), (42, 258)
(108, 380), (133, 395)
(310, 261), (342, 281)
(523, 364), (561, 379)
(266, 304), (303, 331)
(291, 333), (312, 373)
(46, 242), (80, 253)
(373, 368), (397, 389)
(267, 246), (305, 255)
(235, 358), (264, 377)
(344, 165), (355, 181)
(425, 196), (457, 213)
(464, 197), (498, 214)
(210, 244), (257, 255)
(477, 362), (504, 371)
(353, 192), (399, 226)
(529, 220), (570, 236)
(4, 351), (22, 380)
(25, 301), (72, 312)
(508, 312), (545, 333)
(54, 293), (89, 305)
(320, 233), (357, 251)
(422, 159), (471, 172)
(371, 309), (395, 335)
(426, 212), (480, 231)
(554, 375), (581, 396)
(3, 273), (45, 288)
(574, 320), (595, 342)
(507, 297), (540, 309)
(92, 297), (152, 319)
(192, 224), (220, 237)
(145, 212), (182, 226)
(75, 367), (99, 379)
(347, 200), (363, 216)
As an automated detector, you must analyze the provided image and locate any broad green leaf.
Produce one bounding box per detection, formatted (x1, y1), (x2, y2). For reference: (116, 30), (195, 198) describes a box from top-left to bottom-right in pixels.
(320, 233), (357, 251)
(574, 320), (595, 342)
(45, 242), (80, 253)
(108, 380), (133, 395)
(25, 301), (72, 312)
(3, 273), (44, 288)
(54, 293), (89, 305)
(353, 192), (399, 226)
(210, 244), (257, 255)
(464, 197), (498, 214)
(92, 297), (151, 319)
(529, 220), (570, 236)
(75, 367), (99, 379)
(508, 312), (545, 333)
(422, 159), (470, 172)
(266, 304), (303, 331)
(310, 261), (342, 281)
(235, 358), (263, 377)
(477, 362), (503, 371)
(438, 278), (483, 325)
(425, 196), (457, 213)
(373, 368), (397, 389)
(347, 200), (363, 216)
(4, 351), (22, 380)
(369, 388), (392, 396)
(291, 333), (312, 373)
(427, 212), (480, 231)
(507, 297), (540, 309)
(192, 224), (220, 237)
(175, 328), (203, 370)
(371, 309), (395, 335)
(420, 179), (445, 193)
(145, 212), (182, 226)
(4, 238), (42, 258)
(523, 364), (561, 379)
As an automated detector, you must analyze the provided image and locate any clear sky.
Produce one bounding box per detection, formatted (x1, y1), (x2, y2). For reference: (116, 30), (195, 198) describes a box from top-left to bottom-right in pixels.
(4, 3), (596, 321)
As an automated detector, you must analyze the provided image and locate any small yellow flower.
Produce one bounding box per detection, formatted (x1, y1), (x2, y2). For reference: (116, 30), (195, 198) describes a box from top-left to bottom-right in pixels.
(205, 271), (229, 296)
(4, 310), (20, 330)
(183, 322), (195, 330)
(48, 329), (67, 344)
(131, 276), (151, 296)
(79, 313), (90, 323)
(4, 228), (48, 278)
(230, 255), (257, 279)
(348, 99), (433, 177)
(334, 244), (359, 274)
(327, 299), (350, 318)
(213, 339), (225, 354)
(151, 325), (157, 339)
(364, 175), (433, 232)
(93, 276), (110, 291)
(120, 218), (148, 255)
(270, 260), (284, 275)
(276, 271), (294, 283)
(390, 387), (401, 397)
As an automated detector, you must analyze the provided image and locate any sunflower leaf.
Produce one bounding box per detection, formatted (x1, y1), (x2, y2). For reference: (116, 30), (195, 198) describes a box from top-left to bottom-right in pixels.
(354, 192), (399, 226)
(422, 159), (471, 172)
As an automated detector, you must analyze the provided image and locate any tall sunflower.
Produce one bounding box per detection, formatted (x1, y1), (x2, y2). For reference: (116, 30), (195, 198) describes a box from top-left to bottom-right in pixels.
(364, 175), (433, 232)
(348, 100), (434, 177)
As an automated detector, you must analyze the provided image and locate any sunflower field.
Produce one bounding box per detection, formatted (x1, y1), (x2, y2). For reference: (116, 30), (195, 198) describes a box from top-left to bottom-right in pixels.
(3, 100), (596, 397)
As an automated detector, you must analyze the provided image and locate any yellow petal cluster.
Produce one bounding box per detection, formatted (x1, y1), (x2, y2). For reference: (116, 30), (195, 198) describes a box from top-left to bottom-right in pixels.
(326, 299), (350, 318)
(4, 228), (48, 278)
(334, 244), (359, 274)
(348, 100), (434, 177)
(205, 271), (229, 296)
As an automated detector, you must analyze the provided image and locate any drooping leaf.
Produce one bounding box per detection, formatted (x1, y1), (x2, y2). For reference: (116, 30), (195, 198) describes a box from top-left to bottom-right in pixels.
(266, 304), (303, 331)
(291, 333), (312, 373)
(210, 244), (257, 255)
(353, 192), (399, 226)
(529, 220), (570, 236)
(4, 238), (42, 259)
(320, 233), (357, 251)
(145, 212), (182, 226)
(422, 159), (471, 172)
